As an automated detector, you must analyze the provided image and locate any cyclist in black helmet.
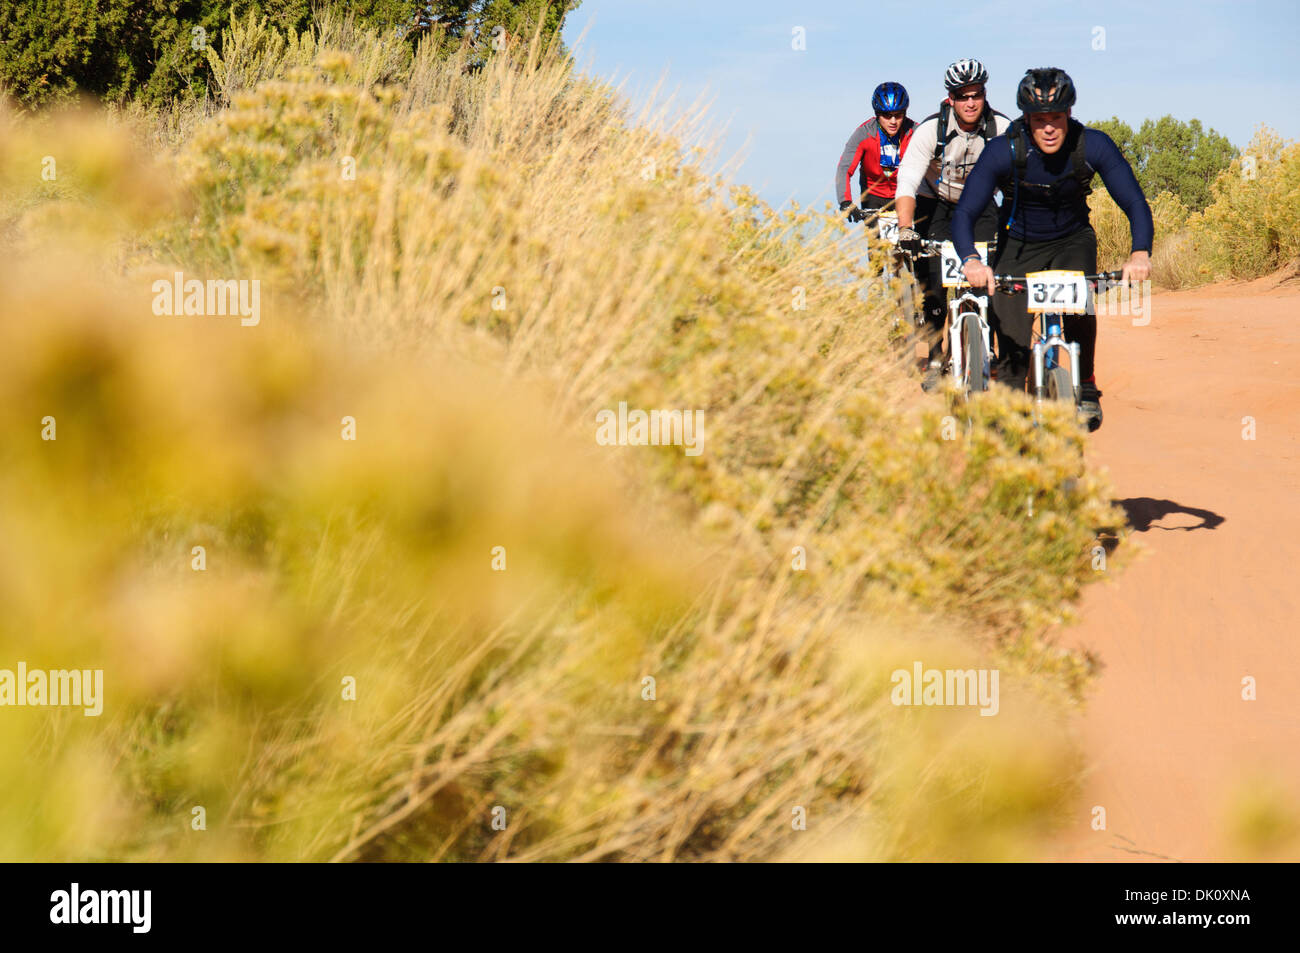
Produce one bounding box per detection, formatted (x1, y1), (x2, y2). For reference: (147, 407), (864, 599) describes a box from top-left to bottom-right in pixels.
(953, 67), (1153, 431)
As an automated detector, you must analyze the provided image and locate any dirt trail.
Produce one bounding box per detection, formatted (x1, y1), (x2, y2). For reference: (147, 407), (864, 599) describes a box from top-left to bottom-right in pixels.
(1052, 271), (1300, 861)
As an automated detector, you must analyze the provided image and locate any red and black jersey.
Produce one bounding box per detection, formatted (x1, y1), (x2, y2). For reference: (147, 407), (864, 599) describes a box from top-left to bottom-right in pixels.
(834, 117), (916, 203)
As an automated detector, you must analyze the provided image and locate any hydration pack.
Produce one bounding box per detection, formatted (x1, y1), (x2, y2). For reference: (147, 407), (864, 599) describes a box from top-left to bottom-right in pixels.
(1002, 117), (1094, 228)
(928, 101), (1003, 162)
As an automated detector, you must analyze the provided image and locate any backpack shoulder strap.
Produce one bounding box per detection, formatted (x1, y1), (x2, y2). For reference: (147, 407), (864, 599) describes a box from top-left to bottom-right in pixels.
(932, 102), (951, 161)
(1068, 119), (1093, 193)
(1007, 118), (1029, 174)
(1004, 119), (1029, 229)
(981, 106), (998, 141)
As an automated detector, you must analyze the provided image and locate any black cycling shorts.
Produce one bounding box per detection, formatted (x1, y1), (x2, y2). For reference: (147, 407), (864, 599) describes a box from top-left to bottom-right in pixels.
(991, 226), (1100, 379)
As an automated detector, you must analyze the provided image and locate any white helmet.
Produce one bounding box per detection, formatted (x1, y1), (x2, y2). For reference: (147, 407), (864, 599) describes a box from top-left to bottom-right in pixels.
(944, 58), (989, 90)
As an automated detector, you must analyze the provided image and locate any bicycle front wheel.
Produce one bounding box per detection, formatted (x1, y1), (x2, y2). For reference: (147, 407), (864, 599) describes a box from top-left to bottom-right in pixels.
(1046, 364), (1074, 404)
(962, 313), (987, 393)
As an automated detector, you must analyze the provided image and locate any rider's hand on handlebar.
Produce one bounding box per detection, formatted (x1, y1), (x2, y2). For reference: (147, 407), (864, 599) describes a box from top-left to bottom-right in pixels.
(1122, 250), (1151, 284)
(898, 226), (920, 255)
(840, 200), (866, 224)
(962, 259), (995, 296)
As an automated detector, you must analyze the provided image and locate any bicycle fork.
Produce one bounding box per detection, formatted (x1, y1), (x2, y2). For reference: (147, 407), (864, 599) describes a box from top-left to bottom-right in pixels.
(1031, 316), (1081, 402)
(948, 293), (992, 390)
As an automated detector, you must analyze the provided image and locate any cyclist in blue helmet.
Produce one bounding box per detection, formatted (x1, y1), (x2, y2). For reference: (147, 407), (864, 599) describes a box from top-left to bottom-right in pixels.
(835, 81), (916, 224)
(874, 81), (908, 114)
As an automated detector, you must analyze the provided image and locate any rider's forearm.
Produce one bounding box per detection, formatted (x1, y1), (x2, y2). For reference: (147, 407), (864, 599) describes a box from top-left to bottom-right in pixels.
(950, 198), (978, 261)
(835, 125), (871, 206)
(1119, 189), (1154, 253)
(1129, 219), (1154, 254)
(896, 195), (916, 229)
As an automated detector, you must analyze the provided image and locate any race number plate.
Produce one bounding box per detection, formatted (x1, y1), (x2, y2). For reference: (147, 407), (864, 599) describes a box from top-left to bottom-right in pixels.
(940, 242), (989, 288)
(1025, 270), (1089, 313)
(876, 211), (899, 245)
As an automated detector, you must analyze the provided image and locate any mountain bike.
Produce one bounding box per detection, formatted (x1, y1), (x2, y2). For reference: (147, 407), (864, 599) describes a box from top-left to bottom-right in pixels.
(901, 237), (996, 396)
(991, 270), (1122, 411)
(864, 206), (928, 349)
(866, 206), (909, 296)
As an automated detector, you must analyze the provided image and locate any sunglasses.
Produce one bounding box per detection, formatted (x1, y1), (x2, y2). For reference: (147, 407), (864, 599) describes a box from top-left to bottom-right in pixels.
(877, 110), (905, 121)
(950, 90), (985, 102)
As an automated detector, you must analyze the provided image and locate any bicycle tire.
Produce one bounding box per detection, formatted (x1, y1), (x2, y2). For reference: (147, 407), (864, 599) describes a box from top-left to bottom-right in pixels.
(962, 313), (987, 393)
(1046, 364), (1074, 404)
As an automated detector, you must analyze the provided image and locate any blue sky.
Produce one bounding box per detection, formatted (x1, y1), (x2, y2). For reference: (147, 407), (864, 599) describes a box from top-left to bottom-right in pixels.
(563, 0), (1300, 210)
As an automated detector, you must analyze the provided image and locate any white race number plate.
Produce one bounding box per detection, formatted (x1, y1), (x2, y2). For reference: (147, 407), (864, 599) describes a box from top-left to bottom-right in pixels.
(1025, 270), (1089, 313)
(876, 211), (899, 245)
(941, 242), (989, 288)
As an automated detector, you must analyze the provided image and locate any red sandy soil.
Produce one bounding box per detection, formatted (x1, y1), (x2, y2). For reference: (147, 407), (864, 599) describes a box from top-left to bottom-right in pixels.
(1051, 268), (1300, 861)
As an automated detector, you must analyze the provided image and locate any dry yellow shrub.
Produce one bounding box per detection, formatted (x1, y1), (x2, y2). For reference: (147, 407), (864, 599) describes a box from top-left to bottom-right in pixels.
(0, 16), (1134, 862)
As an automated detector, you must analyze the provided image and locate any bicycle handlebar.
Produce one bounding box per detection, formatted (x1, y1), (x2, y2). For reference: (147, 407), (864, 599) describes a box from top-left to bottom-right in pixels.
(992, 270), (1125, 290)
(899, 237), (999, 258)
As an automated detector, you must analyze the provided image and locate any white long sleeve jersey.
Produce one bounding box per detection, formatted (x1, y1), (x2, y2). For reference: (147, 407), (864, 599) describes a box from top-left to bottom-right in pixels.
(895, 108), (1012, 204)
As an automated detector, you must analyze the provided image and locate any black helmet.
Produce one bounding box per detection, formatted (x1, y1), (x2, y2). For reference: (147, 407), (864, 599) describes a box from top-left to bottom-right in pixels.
(1016, 67), (1076, 113)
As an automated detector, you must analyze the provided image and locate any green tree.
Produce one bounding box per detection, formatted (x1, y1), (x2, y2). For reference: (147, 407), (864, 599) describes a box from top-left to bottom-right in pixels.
(402, 1), (580, 55)
(0, 0), (159, 106)
(1087, 114), (1237, 212)
(0, 0), (580, 108)
(1089, 116), (1134, 162)
(0, 0), (304, 106)
(1133, 115), (1237, 212)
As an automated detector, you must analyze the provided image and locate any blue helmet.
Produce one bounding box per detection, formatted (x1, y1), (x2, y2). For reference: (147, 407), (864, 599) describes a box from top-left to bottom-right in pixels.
(872, 81), (909, 114)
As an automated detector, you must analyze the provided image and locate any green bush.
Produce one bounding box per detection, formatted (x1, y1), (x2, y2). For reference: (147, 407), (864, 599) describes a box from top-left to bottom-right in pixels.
(1090, 186), (1194, 286)
(1188, 126), (1300, 280)
(0, 0), (578, 107)
(1090, 126), (1300, 287)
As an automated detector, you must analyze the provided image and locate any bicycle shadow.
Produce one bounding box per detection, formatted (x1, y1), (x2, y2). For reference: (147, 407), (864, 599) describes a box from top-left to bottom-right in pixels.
(1117, 497), (1226, 533)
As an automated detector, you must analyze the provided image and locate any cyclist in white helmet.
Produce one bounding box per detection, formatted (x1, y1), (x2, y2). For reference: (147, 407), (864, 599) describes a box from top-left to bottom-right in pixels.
(894, 58), (1011, 391)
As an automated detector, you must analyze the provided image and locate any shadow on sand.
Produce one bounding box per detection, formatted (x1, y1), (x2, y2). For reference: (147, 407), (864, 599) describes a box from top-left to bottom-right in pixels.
(1117, 497), (1226, 533)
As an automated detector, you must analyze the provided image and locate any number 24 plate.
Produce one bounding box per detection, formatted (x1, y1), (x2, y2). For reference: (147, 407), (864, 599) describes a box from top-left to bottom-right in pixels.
(940, 242), (988, 287)
(1025, 270), (1088, 313)
(876, 211), (899, 244)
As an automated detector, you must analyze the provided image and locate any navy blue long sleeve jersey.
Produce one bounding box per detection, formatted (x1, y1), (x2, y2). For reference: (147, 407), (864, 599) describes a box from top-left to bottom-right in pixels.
(952, 123), (1153, 261)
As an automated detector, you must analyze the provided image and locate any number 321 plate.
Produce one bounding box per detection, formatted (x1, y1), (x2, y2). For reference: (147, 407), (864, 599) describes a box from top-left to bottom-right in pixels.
(1025, 270), (1089, 313)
